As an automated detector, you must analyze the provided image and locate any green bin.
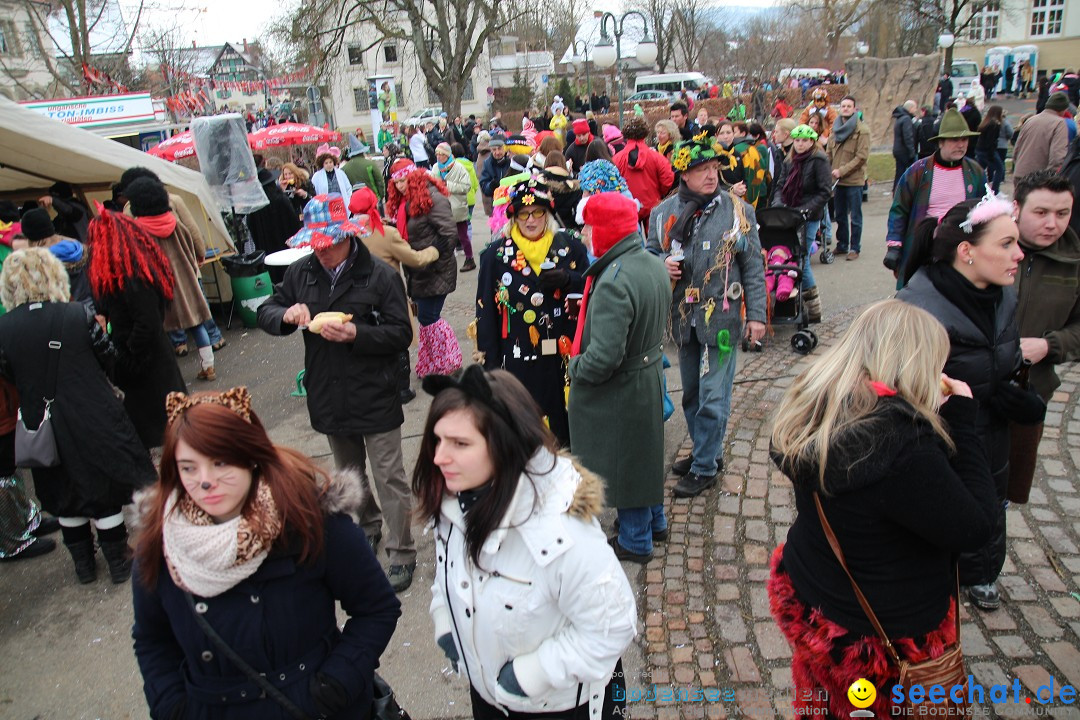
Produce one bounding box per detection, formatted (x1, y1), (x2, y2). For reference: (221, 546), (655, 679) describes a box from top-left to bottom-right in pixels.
(230, 272), (272, 328)
(222, 252), (271, 328)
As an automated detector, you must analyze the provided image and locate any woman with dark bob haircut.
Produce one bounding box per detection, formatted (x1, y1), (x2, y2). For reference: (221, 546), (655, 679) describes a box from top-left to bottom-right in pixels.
(413, 365), (636, 720)
(131, 387), (401, 720)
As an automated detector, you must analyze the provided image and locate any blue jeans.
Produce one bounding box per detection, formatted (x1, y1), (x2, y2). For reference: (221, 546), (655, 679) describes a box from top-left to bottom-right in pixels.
(617, 504), (667, 555)
(678, 333), (739, 477)
(833, 185), (863, 253)
(169, 318), (218, 348)
(977, 150), (1006, 193)
(801, 220), (819, 290)
(415, 295), (447, 326)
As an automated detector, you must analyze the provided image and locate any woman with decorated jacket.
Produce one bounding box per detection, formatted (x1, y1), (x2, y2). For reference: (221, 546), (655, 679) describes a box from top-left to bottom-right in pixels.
(414, 366), (636, 720)
(474, 176), (589, 446)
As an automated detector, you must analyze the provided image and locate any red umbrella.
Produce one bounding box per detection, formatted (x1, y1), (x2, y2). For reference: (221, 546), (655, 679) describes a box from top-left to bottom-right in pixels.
(147, 131), (196, 162)
(248, 122), (341, 150)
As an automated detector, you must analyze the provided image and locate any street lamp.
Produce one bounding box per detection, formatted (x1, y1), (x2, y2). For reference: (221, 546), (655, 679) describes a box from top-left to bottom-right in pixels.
(569, 39), (592, 97)
(938, 31), (955, 49)
(938, 30), (956, 79)
(855, 41), (869, 57)
(591, 10), (655, 129)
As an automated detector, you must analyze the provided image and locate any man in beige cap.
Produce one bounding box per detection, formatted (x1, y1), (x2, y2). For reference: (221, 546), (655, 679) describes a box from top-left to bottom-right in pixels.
(1013, 91), (1071, 178)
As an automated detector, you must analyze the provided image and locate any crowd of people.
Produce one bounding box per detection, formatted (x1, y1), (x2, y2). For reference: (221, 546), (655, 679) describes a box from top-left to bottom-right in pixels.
(2, 75), (1080, 719)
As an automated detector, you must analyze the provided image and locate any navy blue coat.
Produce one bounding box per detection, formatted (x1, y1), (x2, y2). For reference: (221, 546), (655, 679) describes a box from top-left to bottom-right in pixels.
(132, 513), (401, 719)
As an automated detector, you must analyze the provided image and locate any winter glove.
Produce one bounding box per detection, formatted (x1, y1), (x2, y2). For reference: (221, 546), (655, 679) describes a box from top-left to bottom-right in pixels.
(883, 244), (903, 272)
(989, 381), (1047, 426)
(437, 633), (459, 672)
(310, 671), (349, 717)
(498, 659), (527, 697)
(537, 268), (570, 291)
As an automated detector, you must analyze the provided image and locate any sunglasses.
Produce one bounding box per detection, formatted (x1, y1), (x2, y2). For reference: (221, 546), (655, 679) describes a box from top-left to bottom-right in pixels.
(516, 208), (547, 220)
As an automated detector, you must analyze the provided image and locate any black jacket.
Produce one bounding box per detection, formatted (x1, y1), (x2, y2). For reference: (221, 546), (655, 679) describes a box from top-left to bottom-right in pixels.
(258, 240), (412, 436)
(96, 278), (186, 451)
(916, 114), (939, 158)
(770, 149), (833, 221)
(0, 301), (155, 516)
(892, 106), (916, 161)
(778, 396), (996, 638)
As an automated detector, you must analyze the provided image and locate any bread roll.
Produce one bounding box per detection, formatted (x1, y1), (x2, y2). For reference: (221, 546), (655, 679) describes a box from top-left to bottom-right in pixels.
(308, 312), (354, 334)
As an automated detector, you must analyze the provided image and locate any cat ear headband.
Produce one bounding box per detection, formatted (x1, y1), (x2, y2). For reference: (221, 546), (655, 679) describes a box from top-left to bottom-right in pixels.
(422, 365), (517, 432)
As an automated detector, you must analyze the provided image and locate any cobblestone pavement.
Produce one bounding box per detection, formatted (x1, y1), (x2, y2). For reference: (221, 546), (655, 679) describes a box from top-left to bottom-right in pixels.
(625, 306), (1080, 720)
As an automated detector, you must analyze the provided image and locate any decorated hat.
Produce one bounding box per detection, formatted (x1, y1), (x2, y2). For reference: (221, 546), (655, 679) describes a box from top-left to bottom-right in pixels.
(579, 159), (630, 196)
(314, 143), (342, 165)
(505, 134), (533, 155)
(505, 176), (555, 217)
(286, 194), (371, 250)
(811, 87), (828, 101)
(790, 124), (819, 141)
(671, 132), (720, 172)
(930, 108), (980, 141)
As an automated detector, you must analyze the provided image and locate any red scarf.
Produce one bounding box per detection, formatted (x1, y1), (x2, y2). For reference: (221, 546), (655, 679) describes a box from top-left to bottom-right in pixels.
(395, 201), (409, 243)
(570, 276), (594, 357)
(133, 212), (178, 238)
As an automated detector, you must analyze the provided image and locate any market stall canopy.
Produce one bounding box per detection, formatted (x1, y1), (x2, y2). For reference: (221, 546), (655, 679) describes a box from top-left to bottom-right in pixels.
(248, 122), (341, 150)
(147, 130), (196, 162)
(0, 98), (234, 254)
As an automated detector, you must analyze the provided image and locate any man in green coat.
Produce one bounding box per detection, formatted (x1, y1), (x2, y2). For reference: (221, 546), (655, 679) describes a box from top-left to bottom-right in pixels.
(569, 192), (672, 564)
(342, 148), (387, 201)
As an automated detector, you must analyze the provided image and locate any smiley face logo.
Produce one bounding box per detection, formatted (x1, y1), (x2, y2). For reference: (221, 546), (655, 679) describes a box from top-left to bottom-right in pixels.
(847, 678), (877, 709)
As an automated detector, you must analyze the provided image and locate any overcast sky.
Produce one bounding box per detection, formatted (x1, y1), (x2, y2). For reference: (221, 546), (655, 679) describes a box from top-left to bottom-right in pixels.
(127, 0), (775, 49)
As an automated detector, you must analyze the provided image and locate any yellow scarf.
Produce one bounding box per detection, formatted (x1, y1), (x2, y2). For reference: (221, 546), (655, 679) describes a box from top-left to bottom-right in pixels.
(511, 225), (555, 275)
(657, 141), (672, 157)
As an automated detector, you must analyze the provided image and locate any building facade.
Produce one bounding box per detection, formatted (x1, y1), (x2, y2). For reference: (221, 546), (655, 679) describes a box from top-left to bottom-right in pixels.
(956, 0), (1080, 76)
(0, 0), (60, 100)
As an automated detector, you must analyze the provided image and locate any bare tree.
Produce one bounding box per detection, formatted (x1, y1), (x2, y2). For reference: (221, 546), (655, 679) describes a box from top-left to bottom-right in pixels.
(628, 0), (677, 72)
(273, 0), (514, 118)
(671, 0), (709, 73)
(790, 0), (872, 61)
(706, 12), (815, 83)
(16, 0), (146, 95)
(902, 0), (1019, 69)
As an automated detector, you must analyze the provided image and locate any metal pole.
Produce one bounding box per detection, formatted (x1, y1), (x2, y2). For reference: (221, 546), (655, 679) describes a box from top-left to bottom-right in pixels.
(615, 31), (623, 129)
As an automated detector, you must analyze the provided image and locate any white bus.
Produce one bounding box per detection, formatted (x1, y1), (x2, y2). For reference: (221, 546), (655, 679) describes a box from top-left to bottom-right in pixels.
(634, 72), (710, 98)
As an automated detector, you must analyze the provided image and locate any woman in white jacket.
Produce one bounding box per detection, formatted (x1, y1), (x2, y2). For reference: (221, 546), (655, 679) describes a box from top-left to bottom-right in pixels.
(431, 142), (476, 271)
(413, 366), (637, 720)
(310, 143), (353, 208)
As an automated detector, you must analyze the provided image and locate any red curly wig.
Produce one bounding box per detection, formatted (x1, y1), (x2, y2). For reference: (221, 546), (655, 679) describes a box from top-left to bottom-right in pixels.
(87, 209), (175, 302)
(385, 168), (449, 219)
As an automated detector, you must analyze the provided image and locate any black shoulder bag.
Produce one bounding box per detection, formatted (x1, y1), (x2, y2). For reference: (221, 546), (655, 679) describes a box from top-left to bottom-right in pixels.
(15, 308), (63, 468)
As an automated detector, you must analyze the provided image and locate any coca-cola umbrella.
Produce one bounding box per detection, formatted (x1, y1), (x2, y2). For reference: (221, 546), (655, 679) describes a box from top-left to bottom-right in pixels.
(147, 131), (197, 162)
(248, 122), (341, 150)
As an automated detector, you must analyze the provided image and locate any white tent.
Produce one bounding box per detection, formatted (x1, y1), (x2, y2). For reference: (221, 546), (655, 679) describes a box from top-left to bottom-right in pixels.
(0, 98), (234, 253)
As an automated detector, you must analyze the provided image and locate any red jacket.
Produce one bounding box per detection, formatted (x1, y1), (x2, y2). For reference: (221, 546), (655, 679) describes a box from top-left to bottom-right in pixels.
(613, 139), (675, 223)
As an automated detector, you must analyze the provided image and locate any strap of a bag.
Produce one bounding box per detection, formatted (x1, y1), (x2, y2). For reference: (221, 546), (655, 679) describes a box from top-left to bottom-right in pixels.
(44, 307), (64, 403)
(183, 592), (312, 720)
(813, 492), (903, 666)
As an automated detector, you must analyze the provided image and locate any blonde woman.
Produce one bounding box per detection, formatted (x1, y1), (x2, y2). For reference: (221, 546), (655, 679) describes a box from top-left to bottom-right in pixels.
(767, 299), (995, 719)
(653, 119), (679, 160)
(279, 162), (315, 217)
(0, 249), (155, 584)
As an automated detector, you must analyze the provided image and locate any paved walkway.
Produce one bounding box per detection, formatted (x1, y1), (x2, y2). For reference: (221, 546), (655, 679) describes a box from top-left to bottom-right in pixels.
(625, 307), (1080, 720)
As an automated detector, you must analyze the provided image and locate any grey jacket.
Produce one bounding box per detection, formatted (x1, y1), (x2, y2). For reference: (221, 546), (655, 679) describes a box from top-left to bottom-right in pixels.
(646, 190), (767, 346)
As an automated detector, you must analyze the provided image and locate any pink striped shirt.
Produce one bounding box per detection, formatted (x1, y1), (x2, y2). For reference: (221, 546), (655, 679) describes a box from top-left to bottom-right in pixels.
(926, 162), (968, 220)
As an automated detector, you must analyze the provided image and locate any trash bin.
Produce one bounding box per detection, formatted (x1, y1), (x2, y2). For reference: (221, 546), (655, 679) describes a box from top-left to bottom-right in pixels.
(221, 252), (271, 328)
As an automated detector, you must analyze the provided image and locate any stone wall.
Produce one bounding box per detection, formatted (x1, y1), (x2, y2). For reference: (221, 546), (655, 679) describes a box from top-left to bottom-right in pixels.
(844, 55), (940, 149)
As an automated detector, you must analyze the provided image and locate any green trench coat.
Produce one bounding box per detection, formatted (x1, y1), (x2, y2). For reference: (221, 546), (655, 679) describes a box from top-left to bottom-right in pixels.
(568, 233), (672, 509)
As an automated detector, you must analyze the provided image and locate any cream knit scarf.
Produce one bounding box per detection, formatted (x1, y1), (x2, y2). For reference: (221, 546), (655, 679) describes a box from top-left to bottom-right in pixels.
(162, 483), (282, 598)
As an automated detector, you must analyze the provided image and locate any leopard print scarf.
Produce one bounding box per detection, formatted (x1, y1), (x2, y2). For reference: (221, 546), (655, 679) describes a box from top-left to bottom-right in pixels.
(162, 482), (283, 598)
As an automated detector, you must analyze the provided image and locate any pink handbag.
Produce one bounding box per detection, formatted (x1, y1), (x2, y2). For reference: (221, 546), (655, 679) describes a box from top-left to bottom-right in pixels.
(416, 319), (462, 378)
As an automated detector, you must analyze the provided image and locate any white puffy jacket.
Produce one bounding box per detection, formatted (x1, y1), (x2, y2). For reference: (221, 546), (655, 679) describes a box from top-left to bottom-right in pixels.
(430, 450), (637, 717)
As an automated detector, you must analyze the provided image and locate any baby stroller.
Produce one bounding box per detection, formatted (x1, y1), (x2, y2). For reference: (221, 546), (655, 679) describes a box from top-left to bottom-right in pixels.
(755, 206), (818, 354)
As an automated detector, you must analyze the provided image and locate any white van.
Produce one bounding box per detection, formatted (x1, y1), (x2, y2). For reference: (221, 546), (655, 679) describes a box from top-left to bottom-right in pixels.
(634, 72), (709, 98)
(946, 59), (980, 98)
(778, 68), (831, 82)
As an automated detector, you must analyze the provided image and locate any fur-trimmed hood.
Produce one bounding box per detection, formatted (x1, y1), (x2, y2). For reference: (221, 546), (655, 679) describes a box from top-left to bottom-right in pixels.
(567, 455), (605, 520)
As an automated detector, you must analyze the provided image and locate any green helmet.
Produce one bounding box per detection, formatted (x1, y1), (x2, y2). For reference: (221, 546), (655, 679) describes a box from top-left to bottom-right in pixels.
(790, 124), (819, 141)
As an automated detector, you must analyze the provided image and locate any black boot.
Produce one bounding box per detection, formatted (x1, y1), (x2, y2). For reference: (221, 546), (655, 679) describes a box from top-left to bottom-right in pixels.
(65, 539), (97, 584)
(99, 540), (132, 584)
(397, 350), (414, 404)
(803, 287), (822, 324)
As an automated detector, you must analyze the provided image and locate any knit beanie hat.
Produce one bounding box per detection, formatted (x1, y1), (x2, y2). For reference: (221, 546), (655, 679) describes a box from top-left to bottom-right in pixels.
(1046, 92), (1070, 112)
(20, 208), (55, 242)
(435, 142), (453, 157)
(390, 158), (416, 180)
(125, 177), (171, 217)
(572, 118), (590, 136)
(581, 193), (639, 256)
